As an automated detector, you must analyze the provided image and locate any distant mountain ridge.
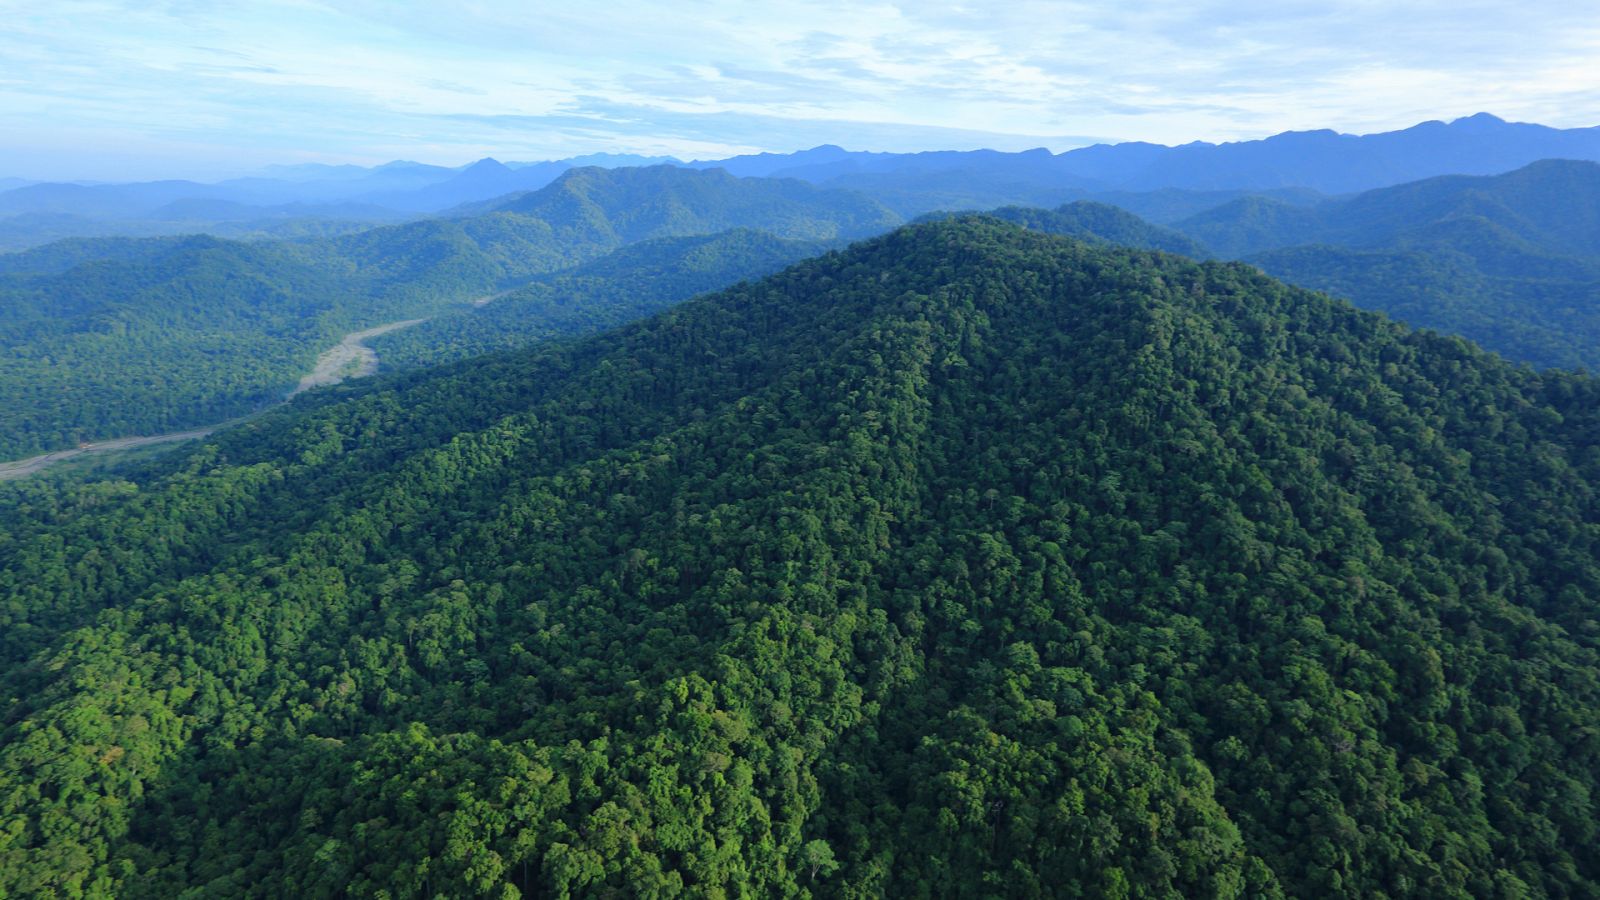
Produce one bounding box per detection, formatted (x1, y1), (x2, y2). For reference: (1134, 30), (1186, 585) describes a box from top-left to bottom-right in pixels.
(5, 113), (1597, 249)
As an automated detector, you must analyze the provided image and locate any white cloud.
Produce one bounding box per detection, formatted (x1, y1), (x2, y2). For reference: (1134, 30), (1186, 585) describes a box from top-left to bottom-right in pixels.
(0, 0), (1596, 178)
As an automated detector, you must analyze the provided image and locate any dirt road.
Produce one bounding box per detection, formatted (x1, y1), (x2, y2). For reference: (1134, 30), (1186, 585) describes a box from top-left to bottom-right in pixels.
(289, 318), (427, 396)
(2, 317), (430, 481)
(0, 427), (219, 481)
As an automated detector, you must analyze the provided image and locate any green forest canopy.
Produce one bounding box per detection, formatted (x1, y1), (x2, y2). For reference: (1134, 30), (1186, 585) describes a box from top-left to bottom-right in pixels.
(1, 219), (1596, 897)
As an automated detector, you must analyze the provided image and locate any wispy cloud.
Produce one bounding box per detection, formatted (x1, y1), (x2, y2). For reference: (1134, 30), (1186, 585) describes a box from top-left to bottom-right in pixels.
(1, 0), (1597, 179)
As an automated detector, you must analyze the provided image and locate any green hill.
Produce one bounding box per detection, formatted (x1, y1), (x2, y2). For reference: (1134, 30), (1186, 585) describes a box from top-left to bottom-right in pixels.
(1164, 160), (1600, 370)
(490, 165), (901, 242)
(920, 201), (1212, 258)
(2, 219), (1597, 897)
(1173, 159), (1600, 258)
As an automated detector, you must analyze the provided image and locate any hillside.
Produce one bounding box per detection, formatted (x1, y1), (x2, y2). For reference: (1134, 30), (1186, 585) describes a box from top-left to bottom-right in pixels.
(1, 219), (1596, 897)
(922, 201), (1211, 257)
(489, 165), (901, 241)
(370, 229), (831, 369)
(0, 168), (901, 460)
(1176, 159), (1600, 257)
(1167, 160), (1600, 370)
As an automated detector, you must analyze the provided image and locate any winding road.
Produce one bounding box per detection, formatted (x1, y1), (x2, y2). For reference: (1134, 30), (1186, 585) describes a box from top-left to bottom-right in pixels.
(0, 317), (429, 481)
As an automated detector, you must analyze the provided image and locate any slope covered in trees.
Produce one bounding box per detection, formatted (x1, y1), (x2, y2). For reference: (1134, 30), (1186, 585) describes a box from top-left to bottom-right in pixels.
(921, 201), (1211, 257)
(369, 229), (831, 370)
(1156, 160), (1600, 370)
(483, 165), (901, 240)
(1, 218), (1597, 897)
(0, 168), (901, 460)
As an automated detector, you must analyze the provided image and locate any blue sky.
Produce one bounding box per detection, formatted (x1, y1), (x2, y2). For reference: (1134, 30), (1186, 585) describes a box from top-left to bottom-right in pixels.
(3, 0), (1598, 180)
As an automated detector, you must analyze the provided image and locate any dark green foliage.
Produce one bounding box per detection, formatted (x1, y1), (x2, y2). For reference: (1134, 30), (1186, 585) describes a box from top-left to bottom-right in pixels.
(370, 229), (831, 370)
(1, 219), (1598, 897)
(1249, 243), (1600, 371)
(921, 201), (1211, 257)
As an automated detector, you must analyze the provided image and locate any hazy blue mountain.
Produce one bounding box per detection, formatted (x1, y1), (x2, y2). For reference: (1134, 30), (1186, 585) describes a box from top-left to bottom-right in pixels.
(8, 113), (1596, 247)
(689, 114), (1600, 208)
(0, 180), (238, 218)
(1174, 159), (1600, 257)
(0, 209), (396, 253)
(491, 165), (902, 242)
(250, 159), (456, 184)
(686, 143), (866, 177)
(359, 158), (573, 212)
(540, 152), (682, 168)
(1093, 113), (1600, 193)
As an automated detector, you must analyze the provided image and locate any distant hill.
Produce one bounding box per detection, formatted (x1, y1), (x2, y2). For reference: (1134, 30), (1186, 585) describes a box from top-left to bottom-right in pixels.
(491, 165), (901, 242)
(1167, 159), (1600, 370)
(1082, 113), (1600, 192)
(714, 114), (1600, 211)
(7, 113), (1597, 249)
(0, 167), (902, 459)
(3, 219), (1597, 896)
(1175, 159), (1600, 257)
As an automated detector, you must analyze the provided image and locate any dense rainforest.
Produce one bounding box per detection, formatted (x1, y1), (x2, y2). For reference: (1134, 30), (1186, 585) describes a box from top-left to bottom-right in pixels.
(0, 166), (896, 461)
(1, 218), (1596, 897)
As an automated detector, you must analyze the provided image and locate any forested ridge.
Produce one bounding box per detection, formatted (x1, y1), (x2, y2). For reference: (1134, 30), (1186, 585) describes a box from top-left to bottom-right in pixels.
(1, 218), (1598, 897)
(369, 229), (831, 371)
(1167, 159), (1600, 370)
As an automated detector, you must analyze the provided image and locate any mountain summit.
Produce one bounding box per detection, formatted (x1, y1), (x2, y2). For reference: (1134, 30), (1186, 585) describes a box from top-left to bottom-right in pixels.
(1, 219), (1596, 896)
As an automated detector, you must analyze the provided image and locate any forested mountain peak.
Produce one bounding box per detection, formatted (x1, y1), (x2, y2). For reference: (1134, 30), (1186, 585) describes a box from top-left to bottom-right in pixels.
(2, 217), (1598, 897)
(490, 163), (901, 242)
(920, 201), (1212, 258)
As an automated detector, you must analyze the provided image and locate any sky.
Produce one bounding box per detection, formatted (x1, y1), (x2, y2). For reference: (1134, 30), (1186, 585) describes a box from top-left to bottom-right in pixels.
(2, 0), (1598, 181)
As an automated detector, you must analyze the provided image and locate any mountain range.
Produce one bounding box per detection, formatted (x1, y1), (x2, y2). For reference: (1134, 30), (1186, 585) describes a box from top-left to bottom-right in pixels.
(6, 113), (1600, 250)
(10, 152), (1600, 464)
